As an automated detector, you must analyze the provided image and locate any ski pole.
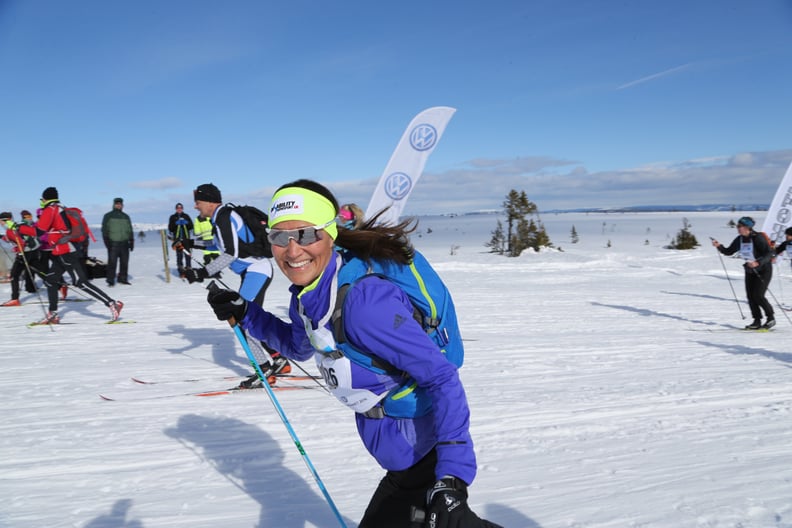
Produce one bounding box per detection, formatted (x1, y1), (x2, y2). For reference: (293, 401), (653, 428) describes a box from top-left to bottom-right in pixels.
(1, 233), (52, 328)
(188, 250), (322, 383)
(207, 281), (347, 528)
(710, 237), (745, 319)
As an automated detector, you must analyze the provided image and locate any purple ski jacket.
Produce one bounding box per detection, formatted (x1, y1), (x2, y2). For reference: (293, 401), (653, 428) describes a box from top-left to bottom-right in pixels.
(241, 254), (477, 485)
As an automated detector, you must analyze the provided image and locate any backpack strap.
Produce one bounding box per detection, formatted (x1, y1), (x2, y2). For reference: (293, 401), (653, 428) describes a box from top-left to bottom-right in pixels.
(331, 273), (428, 373)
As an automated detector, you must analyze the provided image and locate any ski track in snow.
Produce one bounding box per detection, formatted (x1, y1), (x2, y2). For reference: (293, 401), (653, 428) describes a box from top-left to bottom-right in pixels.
(2, 211), (792, 527)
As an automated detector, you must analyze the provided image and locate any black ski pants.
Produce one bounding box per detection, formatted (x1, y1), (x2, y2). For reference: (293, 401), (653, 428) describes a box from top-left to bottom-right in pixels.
(745, 266), (773, 322)
(9, 253), (38, 299)
(358, 448), (501, 528)
(45, 252), (115, 313)
(106, 242), (130, 283)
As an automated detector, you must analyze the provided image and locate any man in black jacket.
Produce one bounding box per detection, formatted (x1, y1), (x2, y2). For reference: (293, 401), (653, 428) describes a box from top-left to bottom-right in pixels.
(168, 203), (193, 277)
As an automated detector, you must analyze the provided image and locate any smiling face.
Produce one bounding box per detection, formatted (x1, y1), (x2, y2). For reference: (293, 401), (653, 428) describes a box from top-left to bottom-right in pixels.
(270, 219), (335, 287)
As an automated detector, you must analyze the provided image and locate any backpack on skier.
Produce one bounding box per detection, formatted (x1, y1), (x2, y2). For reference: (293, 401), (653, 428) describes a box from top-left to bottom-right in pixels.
(759, 231), (777, 264)
(218, 204), (273, 258)
(331, 249), (464, 418)
(60, 207), (96, 244)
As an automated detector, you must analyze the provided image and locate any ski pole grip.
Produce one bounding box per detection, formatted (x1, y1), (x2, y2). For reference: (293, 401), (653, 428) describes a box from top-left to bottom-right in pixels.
(205, 280), (238, 327)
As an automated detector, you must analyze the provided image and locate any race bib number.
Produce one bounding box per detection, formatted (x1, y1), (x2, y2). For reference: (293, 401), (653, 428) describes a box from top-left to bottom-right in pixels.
(315, 354), (387, 413)
(739, 241), (754, 261)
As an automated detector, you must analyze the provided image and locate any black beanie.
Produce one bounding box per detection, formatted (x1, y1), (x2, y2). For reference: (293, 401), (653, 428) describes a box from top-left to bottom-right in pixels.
(194, 183), (222, 204)
(42, 187), (59, 201)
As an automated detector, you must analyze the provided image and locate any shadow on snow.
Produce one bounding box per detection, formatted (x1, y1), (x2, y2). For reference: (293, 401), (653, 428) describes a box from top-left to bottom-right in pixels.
(164, 413), (356, 528)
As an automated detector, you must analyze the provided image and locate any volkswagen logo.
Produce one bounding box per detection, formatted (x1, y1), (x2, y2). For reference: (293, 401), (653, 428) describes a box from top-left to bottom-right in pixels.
(384, 172), (413, 200)
(410, 123), (438, 151)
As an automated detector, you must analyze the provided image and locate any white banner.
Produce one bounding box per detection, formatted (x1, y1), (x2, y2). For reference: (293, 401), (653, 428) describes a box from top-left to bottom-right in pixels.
(761, 159), (792, 244)
(365, 106), (456, 226)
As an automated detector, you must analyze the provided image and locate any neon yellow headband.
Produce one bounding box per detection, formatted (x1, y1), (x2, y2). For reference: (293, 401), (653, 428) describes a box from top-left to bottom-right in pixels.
(269, 187), (338, 239)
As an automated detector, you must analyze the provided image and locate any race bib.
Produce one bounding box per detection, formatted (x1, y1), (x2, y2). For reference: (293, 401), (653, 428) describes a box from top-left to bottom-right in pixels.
(315, 354), (387, 413)
(739, 241), (754, 261)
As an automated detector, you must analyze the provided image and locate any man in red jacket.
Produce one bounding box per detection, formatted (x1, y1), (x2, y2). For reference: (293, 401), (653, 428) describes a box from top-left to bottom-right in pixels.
(18, 187), (124, 324)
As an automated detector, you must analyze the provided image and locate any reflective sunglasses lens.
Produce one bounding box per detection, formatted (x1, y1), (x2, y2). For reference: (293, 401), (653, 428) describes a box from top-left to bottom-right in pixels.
(268, 227), (323, 247)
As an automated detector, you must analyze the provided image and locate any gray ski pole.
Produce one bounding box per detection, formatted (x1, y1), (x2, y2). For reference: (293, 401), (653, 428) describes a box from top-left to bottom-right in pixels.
(711, 238), (745, 319)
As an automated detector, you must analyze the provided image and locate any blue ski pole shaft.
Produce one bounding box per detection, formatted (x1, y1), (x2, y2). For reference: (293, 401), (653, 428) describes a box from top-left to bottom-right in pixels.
(231, 324), (348, 528)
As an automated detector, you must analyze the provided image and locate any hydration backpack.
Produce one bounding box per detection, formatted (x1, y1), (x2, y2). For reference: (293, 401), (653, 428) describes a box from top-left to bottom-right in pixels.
(218, 204), (272, 258)
(759, 231), (777, 263)
(60, 207), (96, 244)
(331, 250), (464, 418)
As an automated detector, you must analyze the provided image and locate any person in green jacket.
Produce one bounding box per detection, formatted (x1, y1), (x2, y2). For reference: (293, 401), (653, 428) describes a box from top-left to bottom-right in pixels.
(101, 197), (134, 286)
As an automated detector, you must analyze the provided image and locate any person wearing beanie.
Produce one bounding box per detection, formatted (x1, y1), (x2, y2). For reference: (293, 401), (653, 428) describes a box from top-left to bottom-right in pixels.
(19, 209), (41, 294)
(181, 182), (287, 387)
(15, 187), (124, 324)
(205, 179), (503, 528)
(167, 202), (194, 277)
(712, 216), (776, 330)
(101, 197), (134, 286)
(42, 187), (59, 202)
(193, 183), (222, 204)
(1, 212), (40, 306)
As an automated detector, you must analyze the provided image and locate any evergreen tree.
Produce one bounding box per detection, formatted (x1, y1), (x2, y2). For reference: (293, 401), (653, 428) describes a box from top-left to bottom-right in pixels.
(532, 220), (552, 249)
(492, 190), (552, 257)
(570, 225), (579, 244)
(486, 219), (506, 254)
(667, 218), (700, 250)
(503, 190), (537, 255)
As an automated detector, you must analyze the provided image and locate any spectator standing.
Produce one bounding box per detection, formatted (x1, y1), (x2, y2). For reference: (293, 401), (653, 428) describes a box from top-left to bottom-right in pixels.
(101, 197), (134, 286)
(168, 202), (193, 277)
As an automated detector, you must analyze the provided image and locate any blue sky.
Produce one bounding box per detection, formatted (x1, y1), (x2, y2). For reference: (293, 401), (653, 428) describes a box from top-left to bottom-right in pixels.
(1, 0), (791, 224)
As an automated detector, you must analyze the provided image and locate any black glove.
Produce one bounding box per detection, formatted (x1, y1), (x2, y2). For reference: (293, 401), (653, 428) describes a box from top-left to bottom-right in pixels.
(129, 240), (134, 252)
(183, 267), (209, 283)
(207, 288), (247, 323)
(424, 477), (481, 528)
(103, 237), (111, 248)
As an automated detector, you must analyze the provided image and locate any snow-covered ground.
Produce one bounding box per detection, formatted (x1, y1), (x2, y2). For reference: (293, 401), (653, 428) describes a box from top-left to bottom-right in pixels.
(2, 211), (792, 528)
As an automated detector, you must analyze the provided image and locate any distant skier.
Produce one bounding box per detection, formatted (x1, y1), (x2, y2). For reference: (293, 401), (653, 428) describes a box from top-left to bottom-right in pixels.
(712, 216), (775, 330)
(773, 226), (792, 262)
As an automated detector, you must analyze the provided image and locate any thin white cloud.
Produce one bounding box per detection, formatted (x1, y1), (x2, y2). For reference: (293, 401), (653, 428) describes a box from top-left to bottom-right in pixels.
(617, 63), (693, 90)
